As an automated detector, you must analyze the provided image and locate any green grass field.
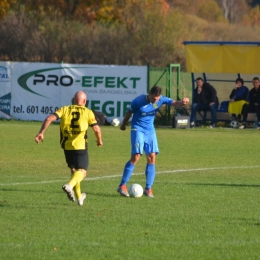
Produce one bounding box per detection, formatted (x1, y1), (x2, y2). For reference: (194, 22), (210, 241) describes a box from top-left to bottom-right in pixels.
(0, 121), (259, 260)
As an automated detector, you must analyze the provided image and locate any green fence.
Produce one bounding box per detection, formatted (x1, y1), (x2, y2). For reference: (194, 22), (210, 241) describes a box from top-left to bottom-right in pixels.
(149, 64), (192, 125)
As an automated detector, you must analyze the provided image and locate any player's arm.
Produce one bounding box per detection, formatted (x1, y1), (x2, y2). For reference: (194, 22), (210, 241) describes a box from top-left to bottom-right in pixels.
(91, 124), (103, 147)
(120, 110), (132, 131)
(35, 114), (58, 144)
(171, 98), (189, 108)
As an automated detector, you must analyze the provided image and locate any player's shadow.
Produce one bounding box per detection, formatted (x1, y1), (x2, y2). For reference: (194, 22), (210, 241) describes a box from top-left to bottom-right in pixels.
(185, 183), (260, 188)
(1, 188), (48, 193)
(84, 191), (119, 197)
(222, 217), (260, 227)
(1, 188), (119, 198)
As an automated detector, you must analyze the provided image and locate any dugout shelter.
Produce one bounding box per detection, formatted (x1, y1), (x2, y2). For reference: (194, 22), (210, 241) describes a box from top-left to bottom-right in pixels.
(183, 41), (260, 123)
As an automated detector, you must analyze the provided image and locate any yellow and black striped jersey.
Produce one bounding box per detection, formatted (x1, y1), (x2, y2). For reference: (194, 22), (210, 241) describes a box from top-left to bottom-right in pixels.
(54, 105), (97, 150)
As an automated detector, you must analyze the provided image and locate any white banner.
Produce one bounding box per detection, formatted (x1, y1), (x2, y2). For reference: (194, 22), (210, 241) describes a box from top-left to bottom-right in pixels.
(9, 62), (147, 122)
(0, 61), (12, 119)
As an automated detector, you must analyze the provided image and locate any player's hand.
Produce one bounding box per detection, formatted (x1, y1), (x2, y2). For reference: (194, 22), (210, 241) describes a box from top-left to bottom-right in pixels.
(35, 133), (44, 144)
(182, 97), (189, 105)
(120, 124), (126, 131)
(96, 140), (103, 147)
(197, 87), (202, 94)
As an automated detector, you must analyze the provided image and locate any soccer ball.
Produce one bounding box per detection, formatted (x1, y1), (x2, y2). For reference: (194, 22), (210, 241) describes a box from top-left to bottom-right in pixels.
(128, 184), (143, 198)
(230, 120), (238, 128)
(111, 118), (120, 126)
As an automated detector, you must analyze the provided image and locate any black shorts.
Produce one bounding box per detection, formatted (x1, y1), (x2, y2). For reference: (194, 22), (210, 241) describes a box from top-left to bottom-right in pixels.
(64, 149), (89, 170)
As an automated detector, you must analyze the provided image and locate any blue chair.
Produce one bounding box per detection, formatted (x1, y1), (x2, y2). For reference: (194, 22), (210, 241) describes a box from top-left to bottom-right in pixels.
(217, 101), (229, 112)
(199, 101), (229, 123)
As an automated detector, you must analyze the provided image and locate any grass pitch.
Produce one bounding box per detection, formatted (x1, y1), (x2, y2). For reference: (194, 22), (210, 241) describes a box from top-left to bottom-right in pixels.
(0, 121), (259, 260)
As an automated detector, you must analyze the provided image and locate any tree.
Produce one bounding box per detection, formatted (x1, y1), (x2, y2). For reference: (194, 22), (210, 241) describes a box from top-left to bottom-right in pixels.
(0, 0), (16, 19)
(243, 4), (260, 26)
(166, 0), (225, 22)
(215, 0), (249, 23)
(1, 0), (259, 67)
(10, 0), (125, 23)
(197, 0), (225, 22)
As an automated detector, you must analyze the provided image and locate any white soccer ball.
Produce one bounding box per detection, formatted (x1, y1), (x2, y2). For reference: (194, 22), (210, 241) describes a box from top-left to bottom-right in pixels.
(128, 184), (143, 198)
(111, 118), (120, 126)
(230, 120), (238, 128)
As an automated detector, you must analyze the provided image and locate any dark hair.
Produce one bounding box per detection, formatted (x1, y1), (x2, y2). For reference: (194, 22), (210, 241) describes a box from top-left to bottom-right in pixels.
(196, 77), (204, 81)
(150, 86), (162, 96)
(253, 77), (259, 81)
(236, 78), (244, 85)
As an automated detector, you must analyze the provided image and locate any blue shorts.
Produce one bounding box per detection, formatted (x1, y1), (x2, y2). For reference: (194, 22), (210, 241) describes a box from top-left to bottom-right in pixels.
(130, 129), (159, 155)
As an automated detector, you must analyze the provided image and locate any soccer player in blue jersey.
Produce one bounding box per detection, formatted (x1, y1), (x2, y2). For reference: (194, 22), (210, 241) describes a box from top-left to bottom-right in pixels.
(117, 86), (189, 198)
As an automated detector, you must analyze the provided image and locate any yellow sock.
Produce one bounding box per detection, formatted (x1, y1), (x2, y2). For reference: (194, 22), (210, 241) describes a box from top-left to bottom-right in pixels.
(68, 170), (84, 188)
(73, 183), (82, 199)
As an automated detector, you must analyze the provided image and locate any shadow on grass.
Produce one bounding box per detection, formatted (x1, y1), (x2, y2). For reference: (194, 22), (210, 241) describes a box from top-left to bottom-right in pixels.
(0, 203), (76, 209)
(0, 188), (47, 193)
(1, 188), (120, 198)
(237, 218), (260, 226)
(223, 217), (260, 227)
(83, 191), (119, 198)
(185, 183), (260, 188)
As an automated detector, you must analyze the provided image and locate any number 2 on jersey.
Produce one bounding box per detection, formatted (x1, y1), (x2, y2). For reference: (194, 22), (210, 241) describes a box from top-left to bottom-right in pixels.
(70, 111), (80, 128)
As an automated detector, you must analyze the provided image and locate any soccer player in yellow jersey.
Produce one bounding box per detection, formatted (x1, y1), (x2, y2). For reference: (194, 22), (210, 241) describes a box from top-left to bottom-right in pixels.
(35, 91), (103, 206)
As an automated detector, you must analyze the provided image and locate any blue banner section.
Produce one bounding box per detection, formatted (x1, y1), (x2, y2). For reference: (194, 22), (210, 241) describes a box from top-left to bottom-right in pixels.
(0, 92), (11, 116)
(0, 66), (10, 83)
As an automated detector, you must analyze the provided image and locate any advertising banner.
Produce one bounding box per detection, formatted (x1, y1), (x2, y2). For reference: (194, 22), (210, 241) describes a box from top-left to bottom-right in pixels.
(9, 62), (147, 122)
(0, 62), (12, 119)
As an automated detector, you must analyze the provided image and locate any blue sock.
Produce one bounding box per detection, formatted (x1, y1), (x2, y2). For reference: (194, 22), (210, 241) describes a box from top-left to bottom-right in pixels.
(145, 164), (155, 189)
(120, 161), (135, 186)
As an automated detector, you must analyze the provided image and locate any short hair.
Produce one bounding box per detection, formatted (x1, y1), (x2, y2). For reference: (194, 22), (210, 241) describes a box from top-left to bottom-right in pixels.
(252, 77), (259, 81)
(236, 78), (244, 85)
(196, 77), (204, 81)
(150, 86), (162, 96)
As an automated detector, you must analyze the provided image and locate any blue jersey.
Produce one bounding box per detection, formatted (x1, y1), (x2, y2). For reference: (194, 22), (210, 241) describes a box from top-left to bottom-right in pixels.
(129, 94), (173, 131)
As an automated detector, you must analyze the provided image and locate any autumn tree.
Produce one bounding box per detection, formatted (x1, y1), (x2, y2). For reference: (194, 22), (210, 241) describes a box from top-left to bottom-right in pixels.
(197, 0), (225, 22)
(215, 0), (249, 23)
(0, 0), (260, 67)
(0, 0), (16, 19)
(243, 4), (260, 26)
(9, 0), (123, 23)
(166, 0), (225, 22)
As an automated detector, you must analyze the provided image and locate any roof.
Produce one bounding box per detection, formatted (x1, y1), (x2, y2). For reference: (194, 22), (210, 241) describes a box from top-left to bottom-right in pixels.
(183, 41), (260, 73)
